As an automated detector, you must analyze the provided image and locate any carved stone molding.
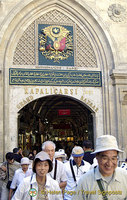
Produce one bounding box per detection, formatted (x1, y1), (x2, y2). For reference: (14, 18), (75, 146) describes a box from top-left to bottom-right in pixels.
(110, 70), (127, 85)
(108, 4), (126, 22)
(119, 89), (127, 104)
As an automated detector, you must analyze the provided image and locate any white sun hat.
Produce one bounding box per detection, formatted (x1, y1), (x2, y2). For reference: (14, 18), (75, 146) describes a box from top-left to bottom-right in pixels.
(20, 157), (30, 165)
(91, 135), (123, 154)
(55, 149), (67, 161)
(34, 151), (53, 172)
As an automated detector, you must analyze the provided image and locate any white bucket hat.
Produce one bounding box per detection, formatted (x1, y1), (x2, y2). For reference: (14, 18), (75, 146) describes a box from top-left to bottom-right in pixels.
(35, 151), (51, 161)
(21, 157), (30, 165)
(54, 149), (67, 161)
(92, 135), (123, 154)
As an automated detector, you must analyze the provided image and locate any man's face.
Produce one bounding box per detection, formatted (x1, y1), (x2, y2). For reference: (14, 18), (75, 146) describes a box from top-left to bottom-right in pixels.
(73, 156), (83, 166)
(21, 164), (29, 172)
(7, 159), (14, 164)
(44, 144), (55, 161)
(56, 157), (63, 162)
(96, 150), (118, 177)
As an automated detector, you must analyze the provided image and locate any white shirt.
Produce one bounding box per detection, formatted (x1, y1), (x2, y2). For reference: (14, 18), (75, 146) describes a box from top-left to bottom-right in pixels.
(10, 167), (32, 189)
(72, 166), (127, 200)
(90, 157), (98, 169)
(29, 160), (33, 170)
(11, 173), (63, 200)
(64, 159), (91, 200)
(48, 158), (67, 183)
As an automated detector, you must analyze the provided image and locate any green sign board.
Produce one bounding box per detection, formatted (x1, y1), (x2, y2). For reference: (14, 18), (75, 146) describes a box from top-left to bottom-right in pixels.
(9, 68), (102, 87)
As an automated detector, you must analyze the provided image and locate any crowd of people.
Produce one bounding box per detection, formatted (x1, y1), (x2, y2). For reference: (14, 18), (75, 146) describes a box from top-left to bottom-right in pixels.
(0, 135), (127, 199)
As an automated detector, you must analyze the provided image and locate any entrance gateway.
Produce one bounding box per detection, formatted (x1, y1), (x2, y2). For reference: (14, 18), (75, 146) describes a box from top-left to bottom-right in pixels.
(18, 94), (94, 155)
(18, 94), (94, 154)
(10, 69), (102, 153)
(13, 83), (102, 155)
(2, 0), (119, 161)
(7, 4), (105, 154)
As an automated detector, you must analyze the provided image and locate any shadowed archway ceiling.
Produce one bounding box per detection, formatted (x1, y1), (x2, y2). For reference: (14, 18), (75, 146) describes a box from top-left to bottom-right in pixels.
(18, 95), (93, 137)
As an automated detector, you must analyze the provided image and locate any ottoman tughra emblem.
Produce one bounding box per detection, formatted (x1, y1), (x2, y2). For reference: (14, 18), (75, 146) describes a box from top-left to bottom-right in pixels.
(39, 25), (73, 62)
(108, 4), (126, 22)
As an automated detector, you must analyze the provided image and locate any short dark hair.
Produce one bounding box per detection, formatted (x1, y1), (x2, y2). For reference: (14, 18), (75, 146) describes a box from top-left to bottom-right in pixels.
(6, 152), (14, 160)
(28, 152), (34, 160)
(33, 158), (52, 173)
(29, 156), (34, 160)
(13, 148), (19, 153)
(83, 140), (92, 148)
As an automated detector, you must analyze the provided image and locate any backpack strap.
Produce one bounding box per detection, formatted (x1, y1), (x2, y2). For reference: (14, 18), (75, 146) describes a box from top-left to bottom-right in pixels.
(7, 162), (9, 180)
(94, 166), (108, 200)
(69, 160), (77, 184)
(96, 179), (108, 200)
(30, 174), (33, 200)
(54, 159), (57, 180)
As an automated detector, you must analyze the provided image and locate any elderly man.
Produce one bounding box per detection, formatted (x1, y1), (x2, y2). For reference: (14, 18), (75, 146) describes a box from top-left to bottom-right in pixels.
(72, 135), (127, 200)
(42, 141), (67, 190)
(64, 146), (91, 200)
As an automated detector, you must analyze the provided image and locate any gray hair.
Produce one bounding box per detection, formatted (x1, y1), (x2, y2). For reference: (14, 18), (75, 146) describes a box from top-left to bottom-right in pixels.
(42, 141), (56, 150)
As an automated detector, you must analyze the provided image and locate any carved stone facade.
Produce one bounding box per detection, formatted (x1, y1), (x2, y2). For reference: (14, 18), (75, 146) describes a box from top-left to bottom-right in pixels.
(13, 10), (97, 67)
(0, 0), (127, 162)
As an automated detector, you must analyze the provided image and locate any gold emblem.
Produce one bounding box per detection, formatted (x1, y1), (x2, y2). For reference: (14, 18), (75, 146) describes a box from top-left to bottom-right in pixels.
(39, 25), (73, 63)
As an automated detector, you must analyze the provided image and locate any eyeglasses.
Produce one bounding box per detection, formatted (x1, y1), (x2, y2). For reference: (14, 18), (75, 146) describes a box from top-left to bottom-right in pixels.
(99, 155), (118, 163)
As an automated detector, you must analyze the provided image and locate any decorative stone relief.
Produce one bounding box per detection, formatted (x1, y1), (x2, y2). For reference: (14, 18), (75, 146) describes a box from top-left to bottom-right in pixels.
(13, 9), (97, 68)
(124, 94), (127, 101)
(119, 89), (127, 105)
(108, 4), (126, 22)
(122, 93), (127, 105)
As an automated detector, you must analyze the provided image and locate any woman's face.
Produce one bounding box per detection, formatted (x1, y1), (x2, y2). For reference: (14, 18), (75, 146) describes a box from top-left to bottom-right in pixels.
(36, 161), (49, 177)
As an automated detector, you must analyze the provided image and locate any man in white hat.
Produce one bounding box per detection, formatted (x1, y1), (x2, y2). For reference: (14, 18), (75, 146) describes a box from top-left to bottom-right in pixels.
(64, 146), (91, 200)
(72, 135), (127, 200)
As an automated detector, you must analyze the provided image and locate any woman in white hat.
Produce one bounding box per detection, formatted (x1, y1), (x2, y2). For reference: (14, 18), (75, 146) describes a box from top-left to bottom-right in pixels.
(55, 149), (67, 163)
(9, 157), (32, 200)
(11, 151), (63, 200)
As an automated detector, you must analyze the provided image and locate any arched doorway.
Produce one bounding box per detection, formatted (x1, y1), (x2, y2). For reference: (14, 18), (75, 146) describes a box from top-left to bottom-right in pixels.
(18, 95), (94, 157)
(0, 0), (117, 161)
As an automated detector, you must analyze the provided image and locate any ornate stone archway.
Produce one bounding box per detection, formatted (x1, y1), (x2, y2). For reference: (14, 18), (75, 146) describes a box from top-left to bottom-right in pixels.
(17, 94), (95, 154)
(0, 0), (118, 161)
